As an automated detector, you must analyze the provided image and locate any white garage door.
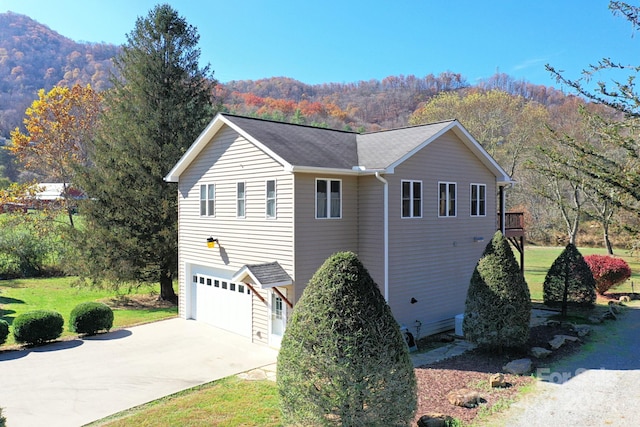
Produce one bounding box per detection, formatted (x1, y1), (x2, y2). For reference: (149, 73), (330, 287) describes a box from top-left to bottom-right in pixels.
(189, 266), (252, 338)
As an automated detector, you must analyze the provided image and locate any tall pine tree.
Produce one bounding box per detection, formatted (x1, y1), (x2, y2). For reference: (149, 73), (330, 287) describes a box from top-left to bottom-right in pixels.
(74, 4), (216, 301)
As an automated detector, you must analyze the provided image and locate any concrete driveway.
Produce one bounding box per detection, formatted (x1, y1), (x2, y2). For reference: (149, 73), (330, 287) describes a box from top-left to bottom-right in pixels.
(0, 318), (278, 427)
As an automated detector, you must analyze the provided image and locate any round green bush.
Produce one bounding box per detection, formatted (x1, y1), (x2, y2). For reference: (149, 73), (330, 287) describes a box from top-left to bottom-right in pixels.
(69, 302), (114, 335)
(0, 319), (9, 345)
(13, 310), (64, 345)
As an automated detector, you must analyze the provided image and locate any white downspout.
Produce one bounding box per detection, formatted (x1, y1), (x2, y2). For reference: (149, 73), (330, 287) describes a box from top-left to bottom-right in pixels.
(374, 172), (389, 301)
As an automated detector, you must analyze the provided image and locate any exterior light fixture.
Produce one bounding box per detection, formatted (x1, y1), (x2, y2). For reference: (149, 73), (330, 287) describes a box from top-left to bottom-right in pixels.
(410, 297), (418, 304)
(206, 237), (219, 248)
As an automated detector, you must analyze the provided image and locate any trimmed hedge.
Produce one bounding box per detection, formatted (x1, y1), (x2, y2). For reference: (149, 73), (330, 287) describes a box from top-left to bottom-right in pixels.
(69, 302), (114, 335)
(277, 251), (417, 425)
(13, 310), (64, 345)
(584, 254), (632, 295)
(0, 319), (9, 345)
(463, 231), (531, 352)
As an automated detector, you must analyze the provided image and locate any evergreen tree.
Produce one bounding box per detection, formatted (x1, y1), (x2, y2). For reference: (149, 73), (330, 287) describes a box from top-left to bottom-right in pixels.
(73, 4), (216, 301)
(544, 244), (596, 317)
(277, 252), (416, 426)
(463, 231), (531, 352)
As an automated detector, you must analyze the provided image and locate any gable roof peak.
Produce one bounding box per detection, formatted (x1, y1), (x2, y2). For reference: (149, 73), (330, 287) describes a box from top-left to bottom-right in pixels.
(360, 118), (458, 135)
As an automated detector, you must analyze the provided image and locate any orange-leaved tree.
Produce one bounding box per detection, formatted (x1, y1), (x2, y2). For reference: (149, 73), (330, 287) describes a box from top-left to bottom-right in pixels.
(9, 84), (102, 227)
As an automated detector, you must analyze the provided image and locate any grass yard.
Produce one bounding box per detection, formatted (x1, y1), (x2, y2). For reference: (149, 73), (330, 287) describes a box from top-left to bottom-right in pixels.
(0, 276), (177, 347)
(88, 377), (281, 427)
(523, 245), (640, 300)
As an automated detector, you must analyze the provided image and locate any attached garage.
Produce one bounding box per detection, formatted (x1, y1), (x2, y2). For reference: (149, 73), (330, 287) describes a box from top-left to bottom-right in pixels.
(188, 264), (252, 338)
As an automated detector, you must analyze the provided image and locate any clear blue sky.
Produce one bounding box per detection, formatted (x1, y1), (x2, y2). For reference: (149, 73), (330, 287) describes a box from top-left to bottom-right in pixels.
(1, 0), (637, 89)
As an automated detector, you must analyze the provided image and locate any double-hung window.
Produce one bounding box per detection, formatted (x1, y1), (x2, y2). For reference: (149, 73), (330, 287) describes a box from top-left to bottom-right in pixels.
(438, 182), (457, 217)
(237, 182), (246, 218)
(470, 184), (486, 217)
(199, 184), (215, 216)
(266, 180), (276, 219)
(316, 179), (341, 219)
(401, 180), (422, 218)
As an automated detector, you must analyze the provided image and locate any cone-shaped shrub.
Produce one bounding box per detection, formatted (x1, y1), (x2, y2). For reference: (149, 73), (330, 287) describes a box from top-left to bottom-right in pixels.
(544, 244), (596, 315)
(584, 254), (631, 295)
(463, 231), (531, 352)
(277, 251), (417, 426)
(70, 302), (114, 335)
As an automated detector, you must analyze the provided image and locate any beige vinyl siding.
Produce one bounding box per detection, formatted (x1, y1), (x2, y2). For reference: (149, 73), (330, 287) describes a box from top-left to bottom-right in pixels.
(356, 175), (385, 291)
(386, 129), (498, 337)
(293, 173), (359, 301)
(251, 287), (269, 345)
(176, 125), (294, 343)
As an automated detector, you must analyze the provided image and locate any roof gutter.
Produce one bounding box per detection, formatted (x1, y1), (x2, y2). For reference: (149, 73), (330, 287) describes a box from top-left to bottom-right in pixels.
(374, 171), (389, 301)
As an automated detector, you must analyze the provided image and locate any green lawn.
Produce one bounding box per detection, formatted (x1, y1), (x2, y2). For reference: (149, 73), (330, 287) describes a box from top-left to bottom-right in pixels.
(524, 245), (640, 300)
(0, 276), (177, 347)
(89, 377), (281, 427)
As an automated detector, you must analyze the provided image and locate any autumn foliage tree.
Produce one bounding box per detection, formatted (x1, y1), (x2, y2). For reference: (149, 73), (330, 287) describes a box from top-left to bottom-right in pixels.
(584, 254), (631, 295)
(9, 84), (102, 227)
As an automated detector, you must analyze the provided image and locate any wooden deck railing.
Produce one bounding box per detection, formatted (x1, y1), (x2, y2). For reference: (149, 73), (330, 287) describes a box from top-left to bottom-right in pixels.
(498, 212), (525, 237)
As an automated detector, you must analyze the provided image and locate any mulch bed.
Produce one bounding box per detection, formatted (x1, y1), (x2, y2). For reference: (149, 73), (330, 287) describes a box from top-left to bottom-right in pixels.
(413, 322), (583, 425)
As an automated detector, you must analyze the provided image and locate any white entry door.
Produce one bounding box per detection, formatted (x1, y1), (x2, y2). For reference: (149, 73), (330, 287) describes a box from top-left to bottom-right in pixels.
(270, 290), (286, 347)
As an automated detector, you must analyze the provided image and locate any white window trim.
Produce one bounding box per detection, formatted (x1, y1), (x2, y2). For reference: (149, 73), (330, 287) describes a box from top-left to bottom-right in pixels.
(438, 181), (457, 218)
(266, 179), (277, 219)
(236, 181), (246, 218)
(401, 179), (422, 218)
(315, 178), (342, 219)
(470, 183), (487, 217)
(207, 184), (215, 217)
(199, 184), (207, 217)
(200, 184), (215, 217)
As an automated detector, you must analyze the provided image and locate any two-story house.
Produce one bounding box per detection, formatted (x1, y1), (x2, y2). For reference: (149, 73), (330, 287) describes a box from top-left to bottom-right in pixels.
(165, 113), (515, 347)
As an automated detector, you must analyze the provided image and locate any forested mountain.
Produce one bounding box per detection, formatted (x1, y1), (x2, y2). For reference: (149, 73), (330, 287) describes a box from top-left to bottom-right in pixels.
(0, 11), (571, 139)
(0, 12), (119, 138)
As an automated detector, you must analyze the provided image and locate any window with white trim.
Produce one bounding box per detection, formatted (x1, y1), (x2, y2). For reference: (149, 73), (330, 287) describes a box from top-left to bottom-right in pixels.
(316, 179), (341, 219)
(470, 183), (486, 217)
(439, 182), (457, 217)
(266, 180), (276, 219)
(199, 184), (215, 216)
(401, 180), (422, 218)
(237, 182), (246, 218)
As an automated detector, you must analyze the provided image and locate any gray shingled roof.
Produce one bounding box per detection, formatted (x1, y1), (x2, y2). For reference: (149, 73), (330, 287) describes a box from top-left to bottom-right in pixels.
(223, 115), (358, 169)
(223, 114), (457, 171)
(357, 121), (455, 169)
(234, 261), (293, 287)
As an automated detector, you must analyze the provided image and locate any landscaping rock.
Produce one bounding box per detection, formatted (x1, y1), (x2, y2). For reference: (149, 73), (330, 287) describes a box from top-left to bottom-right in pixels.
(530, 346), (553, 359)
(619, 295), (631, 303)
(502, 358), (532, 375)
(546, 319), (561, 327)
(589, 315), (603, 324)
(417, 413), (453, 427)
(490, 373), (507, 388)
(548, 334), (579, 350)
(572, 324), (591, 337)
(446, 388), (482, 408)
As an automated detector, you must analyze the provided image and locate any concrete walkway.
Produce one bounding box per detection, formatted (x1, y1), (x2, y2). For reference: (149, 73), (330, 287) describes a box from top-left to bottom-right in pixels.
(0, 318), (278, 427)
